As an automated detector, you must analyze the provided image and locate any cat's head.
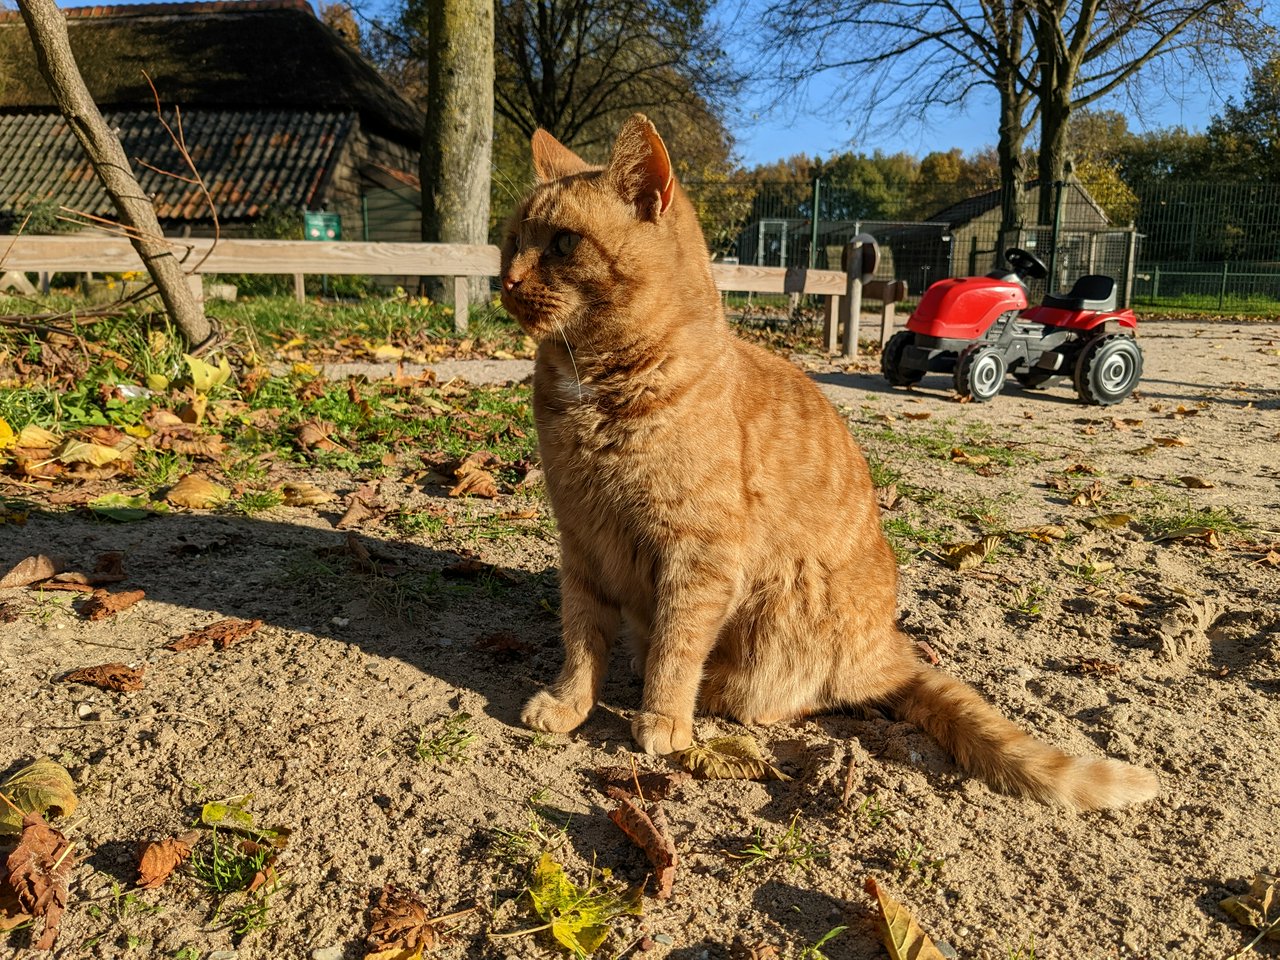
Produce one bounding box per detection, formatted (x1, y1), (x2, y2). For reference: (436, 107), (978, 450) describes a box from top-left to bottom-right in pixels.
(500, 114), (706, 342)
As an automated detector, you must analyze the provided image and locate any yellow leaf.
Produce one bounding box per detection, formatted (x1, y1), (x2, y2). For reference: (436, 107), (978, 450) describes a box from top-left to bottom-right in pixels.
(55, 438), (123, 466)
(865, 877), (947, 960)
(0, 417), (13, 451)
(1115, 593), (1151, 609)
(16, 424), (59, 449)
(0, 757), (78, 834)
(165, 474), (231, 509)
(676, 735), (790, 781)
(1220, 873), (1280, 940)
(145, 373), (170, 392)
(1080, 513), (1133, 530)
(364, 948), (424, 960)
(280, 336), (306, 351)
(281, 481), (336, 506)
(1016, 524), (1067, 542)
(938, 535), (1002, 571)
(369, 343), (405, 362)
(184, 353), (232, 394)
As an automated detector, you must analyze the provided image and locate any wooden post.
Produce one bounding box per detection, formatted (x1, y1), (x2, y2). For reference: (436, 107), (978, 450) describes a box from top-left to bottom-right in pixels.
(452, 275), (469, 334)
(822, 295), (840, 353)
(293, 273), (305, 304)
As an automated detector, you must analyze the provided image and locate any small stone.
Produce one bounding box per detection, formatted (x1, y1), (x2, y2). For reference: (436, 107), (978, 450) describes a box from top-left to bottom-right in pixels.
(936, 942), (959, 959)
(653, 933), (674, 945)
(311, 947), (344, 960)
(208, 952), (238, 960)
(76, 702), (98, 721)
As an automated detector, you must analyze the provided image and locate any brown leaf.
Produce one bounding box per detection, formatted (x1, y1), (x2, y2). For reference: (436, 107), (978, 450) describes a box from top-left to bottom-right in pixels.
(1075, 657), (1121, 676)
(596, 766), (691, 803)
(914, 640), (941, 665)
(60, 662), (145, 692)
(1070, 480), (1106, 508)
(442, 557), (515, 583)
(1080, 513), (1133, 530)
(166, 617), (263, 651)
(1115, 592), (1151, 609)
(876, 483), (900, 511)
(166, 473), (231, 509)
(295, 420), (340, 452)
(1016, 524), (1068, 543)
(1220, 873), (1280, 940)
(1154, 436), (1189, 447)
(1179, 476), (1216, 489)
(80, 588), (145, 621)
(949, 447), (991, 466)
(367, 884), (436, 954)
(1251, 550), (1280, 568)
(937, 535), (1002, 571)
(6, 812), (75, 950)
(0, 555), (62, 589)
(51, 552), (126, 587)
(608, 797), (678, 899)
(675, 736), (790, 782)
(473, 630), (534, 661)
(281, 481), (337, 507)
(337, 488), (382, 529)
(136, 832), (199, 889)
(449, 469), (499, 499)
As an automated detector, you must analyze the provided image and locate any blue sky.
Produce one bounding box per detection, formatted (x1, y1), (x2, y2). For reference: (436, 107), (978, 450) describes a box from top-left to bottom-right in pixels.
(724, 37), (1255, 168)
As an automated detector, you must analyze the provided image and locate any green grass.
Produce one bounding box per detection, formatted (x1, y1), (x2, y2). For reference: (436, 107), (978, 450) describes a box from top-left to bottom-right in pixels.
(846, 793), (895, 833)
(894, 840), (946, 886)
(415, 712), (477, 764)
(799, 926), (849, 960)
(1141, 504), (1249, 540)
(131, 449), (190, 491)
(229, 489), (285, 515)
(729, 813), (828, 872)
(396, 509), (448, 538)
(858, 419), (1042, 471)
(882, 514), (948, 564)
(189, 829), (274, 898)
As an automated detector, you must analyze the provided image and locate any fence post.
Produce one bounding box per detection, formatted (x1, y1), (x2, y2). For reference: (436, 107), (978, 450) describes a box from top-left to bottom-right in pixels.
(1122, 223), (1138, 308)
(1047, 179), (1066, 292)
(452, 276), (470, 334)
(1152, 265), (1160, 304)
(293, 273), (305, 304)
(1219, 261), (1228, 310)
(809, 178), (821, 269)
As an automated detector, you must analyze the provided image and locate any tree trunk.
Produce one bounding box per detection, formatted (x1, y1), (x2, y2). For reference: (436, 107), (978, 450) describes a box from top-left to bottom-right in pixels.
(16, 0), (211, 347)
(995, 63), (1027, 258)
(1035, 13), (1073, 225)
(421, 0), (495, 316)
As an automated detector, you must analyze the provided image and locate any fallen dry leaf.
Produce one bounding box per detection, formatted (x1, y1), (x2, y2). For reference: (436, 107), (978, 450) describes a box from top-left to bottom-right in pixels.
(1115, 593), (1151, 609)
(54, 437), (123, 467)
(0, 554), (62, 589)
(903, 411), (931, 421)
(1080, 513), (1133, 530)
(473, 630), (534, 661)
(365, 884), (436, 957)
(1075, 657), (1121, 676)
(1070, 480), (1106, 508)
(1154, 526), (1224, 549)
(1016, 524), (1067, 542)
(449, 469), (500, 499)
(166, 473), (231, 509)
(1179, 476), (1216, 489)
(80, 588), (145, 621)
(60, 662), (145, 692)
(876, 483), (900, 511)
(165, 617), (263, 651)
(865, 877), (946, 960)
(608, 796), (678, 899)
(136, 831), (200, 889)
(1251, 550), (1280, 568)
(949, 447), (991, 466)
(1154, 436), (1189, 447)
(596, 767), (691, 803)
(5, 811), (75, 950)
(676, 736), (790, 782)
(295, 419), (340, 452)
(50, 552), (125, 587)
(0, 759), (78, 835)
(282, 481), (337, 507)
(442, 557), (515, 583)
(1220, 873), (1280, 941)
(937, 535), (1002, 572)
(337, 488), (381, 529)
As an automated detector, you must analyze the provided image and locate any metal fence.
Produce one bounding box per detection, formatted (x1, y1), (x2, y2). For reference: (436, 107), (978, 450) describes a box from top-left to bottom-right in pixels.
(684, 178), (1280, 313)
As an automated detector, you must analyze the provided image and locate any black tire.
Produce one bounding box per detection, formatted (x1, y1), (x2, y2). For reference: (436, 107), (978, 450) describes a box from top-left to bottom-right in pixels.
(1074, 334), (1143, 405)
(954, 344), (1007, 402)
(881, 331), (924, 386)
(1014, 368), (1055, 389)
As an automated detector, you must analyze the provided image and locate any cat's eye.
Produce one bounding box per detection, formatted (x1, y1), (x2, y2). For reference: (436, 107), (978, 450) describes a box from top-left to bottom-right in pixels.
(551, 231), (581, 257)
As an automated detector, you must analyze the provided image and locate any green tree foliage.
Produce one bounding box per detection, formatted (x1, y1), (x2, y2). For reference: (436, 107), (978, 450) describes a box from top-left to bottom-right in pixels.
(1207, 53), (1280, 182)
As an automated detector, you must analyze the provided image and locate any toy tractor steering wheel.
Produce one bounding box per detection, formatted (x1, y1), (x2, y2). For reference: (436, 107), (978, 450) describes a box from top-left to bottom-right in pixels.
(1004, 248), (1049, 280)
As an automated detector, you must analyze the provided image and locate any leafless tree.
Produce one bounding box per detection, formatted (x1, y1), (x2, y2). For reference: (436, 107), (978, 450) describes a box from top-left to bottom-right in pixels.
(15, 0), (211, 346)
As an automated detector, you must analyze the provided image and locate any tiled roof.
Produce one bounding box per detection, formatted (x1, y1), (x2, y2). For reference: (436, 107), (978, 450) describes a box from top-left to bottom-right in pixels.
(0, 1), (422, 145)
(0, 109), (353, 222)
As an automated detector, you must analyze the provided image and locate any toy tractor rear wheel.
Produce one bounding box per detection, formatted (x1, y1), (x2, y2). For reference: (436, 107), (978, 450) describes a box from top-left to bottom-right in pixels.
(1074, 333), (1143, 405)
(954, 344), (1007, 402)
(882, 331), (924, 387)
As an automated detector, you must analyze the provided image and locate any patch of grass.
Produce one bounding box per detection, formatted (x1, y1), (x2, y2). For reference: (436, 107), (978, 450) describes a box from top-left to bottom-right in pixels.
(1007, 934), (1038, 960)
(1004, 583), (1046, 617)
(859, 419), (1041, 471)
(222, 456), (269, 485)
(131, 449), (190, 491)
(189, 829), (274, 898)
(729, 813), (828, 872)
(415, 712), (476, 764)
(396, 509), (448, 538)
(171, 948), (203, 960)
(229, 489), (285, 515)
(1141, 504), (1249, 540)
(226, 886), (278, 939)
(894, 841), (946, 886)
(25, 590), (69, 626)
(847, 793), (895, 833)
(882, 515), (948, 564)
(492, 790), (572, 863)
(865, 455), (902, 489)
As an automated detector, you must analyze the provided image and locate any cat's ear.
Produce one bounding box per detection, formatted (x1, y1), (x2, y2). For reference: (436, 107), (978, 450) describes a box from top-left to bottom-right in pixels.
(531, 129), (590, 181)
(606, 114), (675, 221)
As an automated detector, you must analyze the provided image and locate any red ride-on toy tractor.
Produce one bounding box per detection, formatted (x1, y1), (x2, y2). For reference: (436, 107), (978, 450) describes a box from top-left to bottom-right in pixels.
(881, 248), (1143, 404)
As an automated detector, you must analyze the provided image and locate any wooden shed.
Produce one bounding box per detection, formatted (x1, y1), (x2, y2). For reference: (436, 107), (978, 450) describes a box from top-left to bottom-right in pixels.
(0, 0), (423, 241)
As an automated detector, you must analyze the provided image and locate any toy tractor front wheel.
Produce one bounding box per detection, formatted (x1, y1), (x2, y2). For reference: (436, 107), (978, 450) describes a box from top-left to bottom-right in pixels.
(954, 344), (1007, 402)
(881, 331), (924, 387)
(1074, 334), (1142, 405)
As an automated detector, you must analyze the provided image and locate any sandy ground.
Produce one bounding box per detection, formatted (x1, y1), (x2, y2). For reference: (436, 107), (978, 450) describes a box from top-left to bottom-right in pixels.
(1, 318), (1278, 960)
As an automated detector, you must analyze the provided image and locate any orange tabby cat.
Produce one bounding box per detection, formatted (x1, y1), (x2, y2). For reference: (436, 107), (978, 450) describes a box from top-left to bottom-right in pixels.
(500, 115), (1158, 810)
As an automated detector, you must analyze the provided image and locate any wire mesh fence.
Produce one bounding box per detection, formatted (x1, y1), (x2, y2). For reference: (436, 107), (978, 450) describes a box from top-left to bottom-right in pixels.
(684, 177), (1280, 313)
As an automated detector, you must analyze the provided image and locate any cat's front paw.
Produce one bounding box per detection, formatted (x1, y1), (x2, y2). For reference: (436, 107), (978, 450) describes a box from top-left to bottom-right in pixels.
(521, 690), (591, 733)
(632, 710), (693, 755)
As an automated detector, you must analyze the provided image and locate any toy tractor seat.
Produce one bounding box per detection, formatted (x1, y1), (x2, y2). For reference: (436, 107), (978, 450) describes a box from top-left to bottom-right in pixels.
(1043, 274), (1117, 312)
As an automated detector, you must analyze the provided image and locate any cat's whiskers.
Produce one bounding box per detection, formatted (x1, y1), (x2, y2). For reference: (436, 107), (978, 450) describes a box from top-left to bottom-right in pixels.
(554, 320), (584, 401)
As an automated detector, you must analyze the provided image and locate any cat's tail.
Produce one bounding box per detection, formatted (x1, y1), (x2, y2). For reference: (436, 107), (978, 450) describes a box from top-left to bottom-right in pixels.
(889, 662), (1159, 811)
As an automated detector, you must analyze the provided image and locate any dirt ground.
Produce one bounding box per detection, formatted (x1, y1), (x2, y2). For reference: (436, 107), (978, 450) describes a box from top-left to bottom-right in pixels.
(1, 317), (1278, 959)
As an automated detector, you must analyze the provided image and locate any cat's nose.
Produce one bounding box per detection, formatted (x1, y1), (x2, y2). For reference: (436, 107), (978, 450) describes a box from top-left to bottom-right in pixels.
(503, 274), (521, 292)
